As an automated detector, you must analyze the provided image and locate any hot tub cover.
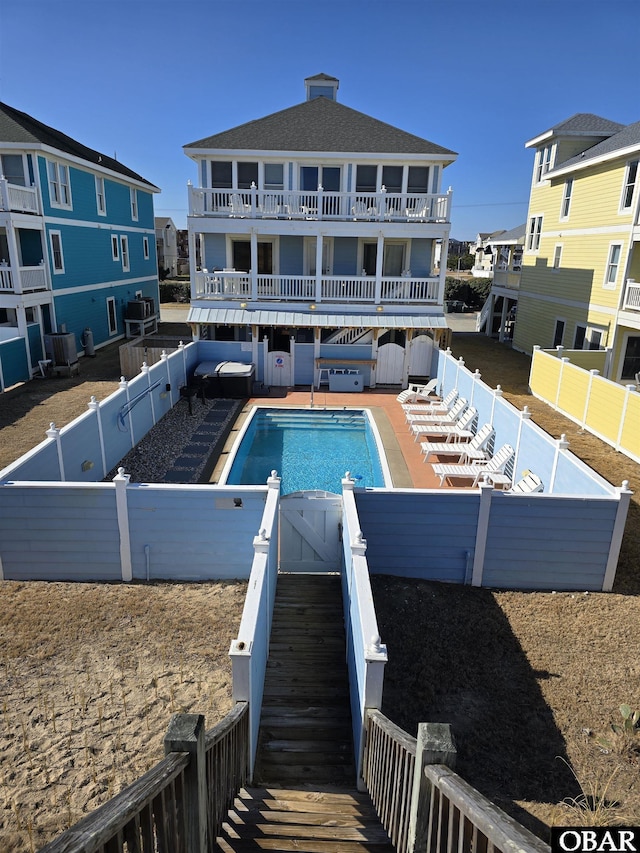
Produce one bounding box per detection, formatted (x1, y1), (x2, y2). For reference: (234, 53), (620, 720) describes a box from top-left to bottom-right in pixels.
(194, 360), (253, 377)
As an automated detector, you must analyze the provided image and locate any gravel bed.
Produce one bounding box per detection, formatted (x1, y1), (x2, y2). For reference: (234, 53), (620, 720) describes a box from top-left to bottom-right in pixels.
(105, 396), (241, 483)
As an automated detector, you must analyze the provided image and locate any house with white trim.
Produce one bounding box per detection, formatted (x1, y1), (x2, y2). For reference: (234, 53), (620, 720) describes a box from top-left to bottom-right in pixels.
(0, 102), (160, 387)
(183, 74), (457, 389)
(476, 223), (525, 342)
(512, 113), (640, 383)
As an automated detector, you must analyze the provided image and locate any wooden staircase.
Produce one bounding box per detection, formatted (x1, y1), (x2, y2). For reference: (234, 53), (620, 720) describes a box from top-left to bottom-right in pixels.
(216, 573), (395, 851)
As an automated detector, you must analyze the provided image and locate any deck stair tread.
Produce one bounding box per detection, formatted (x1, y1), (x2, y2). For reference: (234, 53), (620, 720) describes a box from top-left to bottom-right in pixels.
(254, 573), (355, 786)
(217, 786), (394, 852)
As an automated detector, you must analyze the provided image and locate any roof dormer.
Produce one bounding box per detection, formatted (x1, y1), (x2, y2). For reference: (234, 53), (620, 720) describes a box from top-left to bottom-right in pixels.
(304, 73), (339, 102)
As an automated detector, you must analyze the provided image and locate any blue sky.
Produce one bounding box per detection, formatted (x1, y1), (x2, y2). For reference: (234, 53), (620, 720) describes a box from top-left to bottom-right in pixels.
(1, 0), (638, 241)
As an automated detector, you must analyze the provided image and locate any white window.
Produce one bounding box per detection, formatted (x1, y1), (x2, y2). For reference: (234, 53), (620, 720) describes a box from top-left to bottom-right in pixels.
(621, 160), (638, 211)
(49, 231), (64, 273)
(130, 188), (138, 221)
(107, 296), (117, 335)
(552, 245), (563, 270)
(264, 163), (284, 190)
(120, 235), (129, 272)
(574, 323), (605, 350)
(112, 234), (119, 261)
(604, 243), (622, 288)
(47, 160), (71, 208)
(96, 176), (106, 215)
(527, 216), (543, 251)
(560, 178), (573, 219)
(535, 145), (554, 183)
(143, 236), (149, 260)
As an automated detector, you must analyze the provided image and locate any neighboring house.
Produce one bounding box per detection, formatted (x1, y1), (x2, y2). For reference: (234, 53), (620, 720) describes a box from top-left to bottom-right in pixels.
(476, 223), (525, 342)
(183, 73), (457, 389)
(155, 216), (178, 277)
(177, 229), (191, 275)
(0, 102), (160, 384)
(512, 113), (640, 383)
(470, 230), (506, 277)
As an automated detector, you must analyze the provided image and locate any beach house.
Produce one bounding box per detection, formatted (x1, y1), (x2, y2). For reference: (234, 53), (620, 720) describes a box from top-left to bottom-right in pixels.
(512, 113), (640, 383)
(0, 102), (160, 387)
(183, 73), (457, 390)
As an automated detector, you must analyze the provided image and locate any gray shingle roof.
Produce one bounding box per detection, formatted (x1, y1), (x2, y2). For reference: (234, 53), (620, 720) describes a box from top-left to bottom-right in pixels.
(184, 96), (457, 158)
(0, 101), (158, 189)
(553, 120), (640, 172)
(541, 113), (626, 138)
(491, 223), (525, 243)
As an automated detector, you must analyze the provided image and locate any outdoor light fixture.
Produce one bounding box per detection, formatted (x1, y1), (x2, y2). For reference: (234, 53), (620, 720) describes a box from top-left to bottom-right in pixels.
(240, 302), (247, 308)
(81, 460), (94, 472)
(309, 304), (316, 310)
(376, 305), (384, 312)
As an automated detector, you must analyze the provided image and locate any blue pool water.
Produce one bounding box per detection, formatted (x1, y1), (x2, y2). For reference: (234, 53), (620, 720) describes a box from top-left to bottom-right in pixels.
(224, 408), (386, 495)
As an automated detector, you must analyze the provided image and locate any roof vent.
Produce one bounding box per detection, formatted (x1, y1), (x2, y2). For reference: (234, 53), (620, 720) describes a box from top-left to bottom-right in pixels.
(304, 73), (339, 102)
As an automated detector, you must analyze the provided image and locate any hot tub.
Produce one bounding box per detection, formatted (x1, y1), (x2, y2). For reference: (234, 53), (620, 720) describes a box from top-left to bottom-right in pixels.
(193, 361), (255, 398)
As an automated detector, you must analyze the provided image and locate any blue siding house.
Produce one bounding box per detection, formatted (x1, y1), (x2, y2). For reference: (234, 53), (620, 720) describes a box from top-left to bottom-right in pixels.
(184, 74), (458, 389)
(0, 102), (160, 387)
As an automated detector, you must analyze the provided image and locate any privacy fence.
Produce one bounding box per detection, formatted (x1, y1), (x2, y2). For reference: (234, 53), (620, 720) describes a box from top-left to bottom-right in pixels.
(529, 346), (640, 465)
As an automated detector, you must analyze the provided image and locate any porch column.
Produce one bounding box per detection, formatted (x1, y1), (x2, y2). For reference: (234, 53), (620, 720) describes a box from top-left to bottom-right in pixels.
(485, 293), (495, 337)
(315, 235), (323, 303)
(5, 225), (22, 294)
(251, 325), (259, 372)
(374, 233), (383, 304)
(437, 236), (449, 306)
(370, 329), (379, 389)
(498, 296), (509, 343)
(402, 328), (413, 386)
(16, 305), (33, 374)
(313, 327), (321, 389)
(188, 229), (198, 299)
(250, 229), (258, 301)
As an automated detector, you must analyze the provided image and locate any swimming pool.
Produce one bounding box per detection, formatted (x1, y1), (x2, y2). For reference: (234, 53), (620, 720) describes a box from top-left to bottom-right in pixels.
(220, 408), (391, 495)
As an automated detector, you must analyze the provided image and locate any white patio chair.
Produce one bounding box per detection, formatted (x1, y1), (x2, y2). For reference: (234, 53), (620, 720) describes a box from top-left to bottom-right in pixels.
(432, 444), (515, 488)
(261, 195), (280, 218)
(351, 200), (369, 219)
(407, 397), (467, 427)
(508, 472), (544, 493)
(396, 378), (440, 404)
(405, 195), (431, 221)
(229, 193), (248, 217)
(411, 406), (476, 442)
(401, 387), (458, 414)
(421, 423), (494, 464)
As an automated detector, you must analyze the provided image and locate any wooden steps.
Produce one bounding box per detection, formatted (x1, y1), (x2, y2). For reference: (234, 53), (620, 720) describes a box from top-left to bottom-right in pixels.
(254, 574), (356, 786)
(217, 786), (395, 852)
(216, 576), (394, 850)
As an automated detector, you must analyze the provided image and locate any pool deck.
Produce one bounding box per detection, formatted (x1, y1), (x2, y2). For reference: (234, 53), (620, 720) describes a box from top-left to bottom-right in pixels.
(210, 387), (443, 490)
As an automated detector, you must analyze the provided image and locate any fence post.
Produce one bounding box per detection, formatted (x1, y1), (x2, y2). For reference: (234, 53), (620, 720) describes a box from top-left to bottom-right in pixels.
(407, 723), (457, 853)
(582, 369), (599, 429)
(616, 384), (637, 451)
(46, 422), (65, 481)
(549, 434), (570, 494)
(113, 467), (133, 582)
(88, 395), (108, 478)
(602, 481), (633, 592)
(471, 481), (493, 586)
(164, 713), (207, 853)
(490, 384), (503, 424)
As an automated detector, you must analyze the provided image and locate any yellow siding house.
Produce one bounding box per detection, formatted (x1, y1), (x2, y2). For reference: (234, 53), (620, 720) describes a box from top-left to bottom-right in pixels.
(512, 113), (640, 383)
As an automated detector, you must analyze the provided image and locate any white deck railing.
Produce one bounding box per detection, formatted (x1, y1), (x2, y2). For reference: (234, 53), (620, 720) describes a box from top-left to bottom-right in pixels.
(0, 179), (40, 214)
(0, 263), (48, 293)
(188, 185), (452, 224)
(196, 270), (439, 304)
(623, 279), (640, 311)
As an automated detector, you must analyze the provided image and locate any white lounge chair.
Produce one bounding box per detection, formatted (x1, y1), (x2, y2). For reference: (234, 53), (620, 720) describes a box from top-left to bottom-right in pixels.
(229, 193), (249, 217)
(421, 423), (494, 464)
(407, 397), (467, 426)
(432, 444), (515, 488)
(508, 472), (544, 493)
(396, 378), (439, 404)
(409, 400), (471, 441)
(402, 387), (457, 415)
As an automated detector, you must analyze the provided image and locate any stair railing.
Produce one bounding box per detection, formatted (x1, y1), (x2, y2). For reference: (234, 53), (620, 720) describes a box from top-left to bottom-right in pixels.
(362, 709), (550, 853)
(40, 704), (249, 853)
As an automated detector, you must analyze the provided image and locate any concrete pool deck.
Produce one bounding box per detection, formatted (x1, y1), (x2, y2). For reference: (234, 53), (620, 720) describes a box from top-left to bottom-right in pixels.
(210, 387), (443, 490)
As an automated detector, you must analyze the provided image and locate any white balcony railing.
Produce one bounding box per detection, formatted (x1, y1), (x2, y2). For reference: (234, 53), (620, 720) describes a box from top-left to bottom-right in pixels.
(0, 263), (48, 293)
(0, 179), (40, 215)
(623, 279), (640, 312)
(188, 185), (452, 225)
(195, 271), (439, 305)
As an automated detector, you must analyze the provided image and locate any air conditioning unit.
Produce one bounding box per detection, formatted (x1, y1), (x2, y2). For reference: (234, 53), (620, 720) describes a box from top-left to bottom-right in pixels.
(126, 299), (148, 320)
(44, 333), (78, 367)
(142, 296), (156, 316)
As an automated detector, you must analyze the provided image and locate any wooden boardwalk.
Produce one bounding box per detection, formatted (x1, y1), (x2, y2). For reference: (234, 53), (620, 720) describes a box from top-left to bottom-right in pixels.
(217, 574), (394, 851)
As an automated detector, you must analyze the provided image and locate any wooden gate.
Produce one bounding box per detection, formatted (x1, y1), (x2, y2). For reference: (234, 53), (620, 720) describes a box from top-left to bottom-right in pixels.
(279, 491), (342, 572)
(264, 351), (292, 387)
(376, 342), (405, 385)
